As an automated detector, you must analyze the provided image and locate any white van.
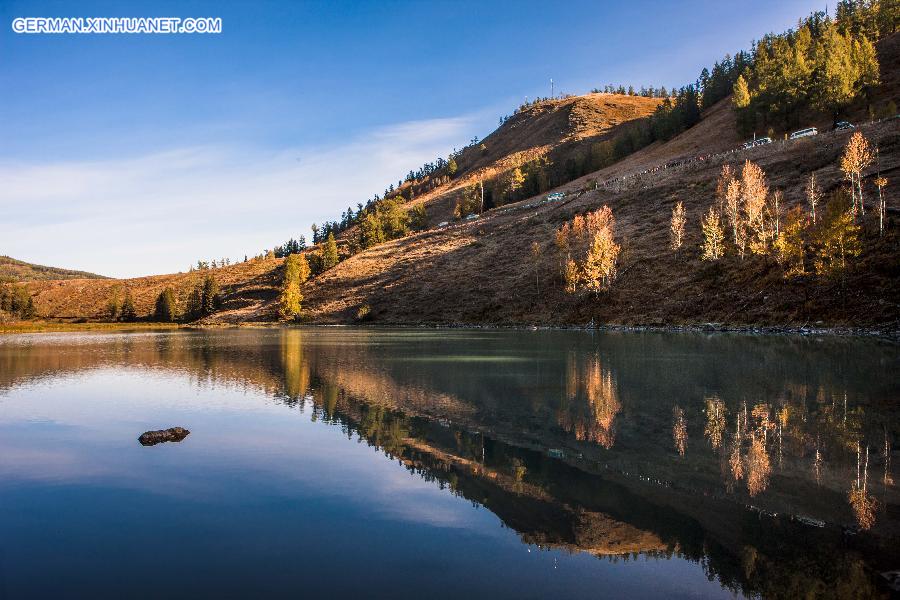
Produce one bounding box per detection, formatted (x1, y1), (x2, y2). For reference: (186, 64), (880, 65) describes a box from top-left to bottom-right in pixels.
(789, 127), (818, 140)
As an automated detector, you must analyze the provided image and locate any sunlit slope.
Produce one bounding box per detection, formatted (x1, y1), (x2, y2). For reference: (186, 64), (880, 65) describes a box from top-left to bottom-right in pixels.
(0, 256), (106, 282)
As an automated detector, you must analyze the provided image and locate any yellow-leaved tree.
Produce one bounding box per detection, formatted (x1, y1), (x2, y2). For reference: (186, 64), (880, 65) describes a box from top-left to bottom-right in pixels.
(279, 253), (311, 320)
(701, 206), (725, 261)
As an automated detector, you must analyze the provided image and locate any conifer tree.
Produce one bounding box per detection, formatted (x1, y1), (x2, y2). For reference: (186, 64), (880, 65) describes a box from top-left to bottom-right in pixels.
(120, 290), (137, 322)
(814, 192), (862, 280)
(201, 275), (221, 315)
(506, 167), (525, 201)
(185, 286), (203, 321)
(774, 207), (808, 277)
(732, 74), (751, 108)
(106, 288), (122, 321)
(154, 287), (177, 322)
(322, 233), (339, 270)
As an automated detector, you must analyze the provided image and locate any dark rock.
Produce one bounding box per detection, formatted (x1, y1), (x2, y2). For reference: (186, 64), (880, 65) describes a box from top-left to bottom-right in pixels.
(138, 427), (190, 446)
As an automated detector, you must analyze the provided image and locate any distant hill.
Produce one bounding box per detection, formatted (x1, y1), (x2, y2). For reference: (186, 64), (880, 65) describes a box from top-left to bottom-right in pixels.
(0, 256), (106, 282)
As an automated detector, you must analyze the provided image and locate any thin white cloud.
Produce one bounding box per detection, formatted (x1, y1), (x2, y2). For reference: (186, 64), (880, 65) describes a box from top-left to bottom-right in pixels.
(0, 111), (491, 278)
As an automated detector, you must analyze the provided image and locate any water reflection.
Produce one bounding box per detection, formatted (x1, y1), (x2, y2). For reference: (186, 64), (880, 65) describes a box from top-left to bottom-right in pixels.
(559, 353), (620, 448)
(0, 328), (898, 598)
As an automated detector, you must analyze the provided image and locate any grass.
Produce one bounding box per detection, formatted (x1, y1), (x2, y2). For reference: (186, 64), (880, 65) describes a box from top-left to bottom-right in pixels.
(0, 320), (186, 334)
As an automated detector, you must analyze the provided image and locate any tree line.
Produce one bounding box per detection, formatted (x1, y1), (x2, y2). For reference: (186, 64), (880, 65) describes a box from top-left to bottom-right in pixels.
(733, 9), (887, 133)
(104, 275), (223, 323)
(0, 281), (35, 319)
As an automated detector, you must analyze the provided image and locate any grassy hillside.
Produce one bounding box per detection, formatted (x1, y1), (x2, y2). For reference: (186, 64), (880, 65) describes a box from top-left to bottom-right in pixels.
(0, 256), (106, 282)
(356, 93), (664, 229)
(19, 33), (900, 330)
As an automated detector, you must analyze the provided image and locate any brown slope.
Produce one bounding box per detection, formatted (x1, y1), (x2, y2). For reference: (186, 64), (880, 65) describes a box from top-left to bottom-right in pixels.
(0, 256), (106, 282)
(25, 258), (282, 321)
(359, 93), (663, 227)
(297, 115), (900, 328)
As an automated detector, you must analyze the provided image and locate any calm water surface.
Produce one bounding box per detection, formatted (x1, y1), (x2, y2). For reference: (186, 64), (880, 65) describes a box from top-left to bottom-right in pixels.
(0, 328), (897, 599)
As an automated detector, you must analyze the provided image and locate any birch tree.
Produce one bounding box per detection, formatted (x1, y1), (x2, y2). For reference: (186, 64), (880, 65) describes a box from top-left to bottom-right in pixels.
(875, 176), (888, 236)
(806, 172), (821, 224)
(701, 206), (725, 260)
(741, 160), (770, 254)
(840, 131), (873, 216)
(669, 201), (686, 250)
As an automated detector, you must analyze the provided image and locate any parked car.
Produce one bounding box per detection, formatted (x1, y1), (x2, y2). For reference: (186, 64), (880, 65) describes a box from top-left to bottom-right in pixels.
(789, 127), (818, 139)
(436, 221), (449, 228)
(545, 191), (565, 202)
(741, 140), (756, 150)
(754, 137), (773, 146)
(464, 214), (479, 221)
(835, 121), (855, 132)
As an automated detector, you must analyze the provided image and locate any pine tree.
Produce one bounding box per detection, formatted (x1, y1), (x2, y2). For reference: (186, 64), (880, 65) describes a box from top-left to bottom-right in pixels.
(506, 167), (525, 201)
(185, 286), (203, 321)
(154, 287), (177, 322)
(106, 288), (122, 320)
(814, 193), (862, 279)
(120, 290), (137, 322)
(201, 275), (221, 315)
(322, 233), (339, 270)
(732, 74), (751, 108)
(774, 207), (808, 277)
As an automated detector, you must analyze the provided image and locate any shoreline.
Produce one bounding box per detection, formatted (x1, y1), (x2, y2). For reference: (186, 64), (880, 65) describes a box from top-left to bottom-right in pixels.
(2, 318), (898, 341)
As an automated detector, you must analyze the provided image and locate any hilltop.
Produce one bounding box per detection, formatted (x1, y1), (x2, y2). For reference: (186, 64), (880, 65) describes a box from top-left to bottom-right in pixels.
(0, 256), (106, 282)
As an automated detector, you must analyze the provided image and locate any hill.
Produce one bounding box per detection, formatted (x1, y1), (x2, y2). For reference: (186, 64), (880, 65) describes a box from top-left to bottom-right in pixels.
(18, 32), (900, 331)
(0, 256), (106, 282)
(356, 92), (664, 228)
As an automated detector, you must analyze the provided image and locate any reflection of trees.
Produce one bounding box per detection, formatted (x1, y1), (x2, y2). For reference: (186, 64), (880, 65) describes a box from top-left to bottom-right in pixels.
(848, 442), (877, 530)
(725, 409), (771, 497)
(558, 353), (620, 448)
(746, 434), (771, 497)
(672, 406), (687, 457)
(704, 397), (725, 450)
(280, 330), (310, 401)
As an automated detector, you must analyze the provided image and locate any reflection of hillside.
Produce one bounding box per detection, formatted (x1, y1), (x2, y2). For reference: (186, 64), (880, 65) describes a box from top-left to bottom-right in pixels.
(279, 330), (476, 420)
(0, 329), (896, 598)
(295, 380), (887, 599)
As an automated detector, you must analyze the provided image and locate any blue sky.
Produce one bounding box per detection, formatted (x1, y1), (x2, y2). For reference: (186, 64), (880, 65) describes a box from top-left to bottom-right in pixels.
(1, 0), (827, 277)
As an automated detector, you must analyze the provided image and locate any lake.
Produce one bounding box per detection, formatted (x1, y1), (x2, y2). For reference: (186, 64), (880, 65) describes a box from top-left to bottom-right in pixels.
(0, 328), (897, 599)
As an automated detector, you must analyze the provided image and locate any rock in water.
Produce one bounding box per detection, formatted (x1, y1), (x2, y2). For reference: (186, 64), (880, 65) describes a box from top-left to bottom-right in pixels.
(138, 427), (190, 446)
